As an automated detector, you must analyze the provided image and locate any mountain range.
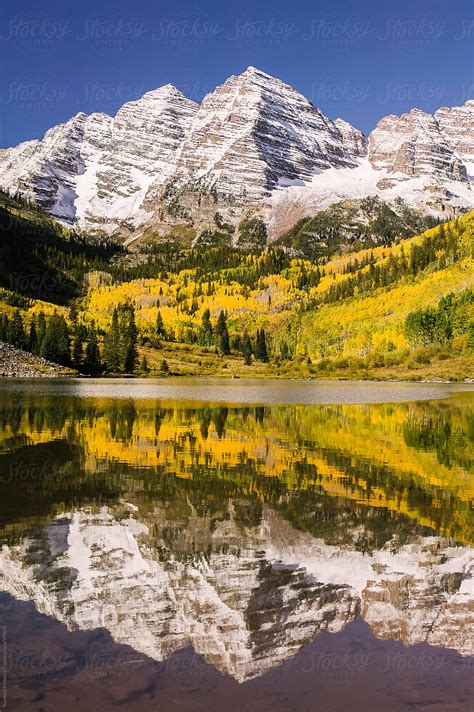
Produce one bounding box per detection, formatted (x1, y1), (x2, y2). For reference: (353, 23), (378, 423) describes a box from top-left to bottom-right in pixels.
(0, 67), (473, 244)
(1, 504), (472, 682)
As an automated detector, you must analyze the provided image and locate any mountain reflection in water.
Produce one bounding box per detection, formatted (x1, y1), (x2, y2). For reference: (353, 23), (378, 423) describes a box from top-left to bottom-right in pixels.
(0, 386), (472, 708)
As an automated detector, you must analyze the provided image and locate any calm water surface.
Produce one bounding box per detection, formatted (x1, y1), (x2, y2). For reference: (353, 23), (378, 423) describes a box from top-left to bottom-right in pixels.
(0, 379), (473, 711)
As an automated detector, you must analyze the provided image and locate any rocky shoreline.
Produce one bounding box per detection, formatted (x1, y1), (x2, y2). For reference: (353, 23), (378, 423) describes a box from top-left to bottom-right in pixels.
(0, 342), (75, 378)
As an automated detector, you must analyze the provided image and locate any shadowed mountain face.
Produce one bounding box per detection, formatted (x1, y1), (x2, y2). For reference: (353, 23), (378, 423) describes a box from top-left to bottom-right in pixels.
(0, 386), (472, 688)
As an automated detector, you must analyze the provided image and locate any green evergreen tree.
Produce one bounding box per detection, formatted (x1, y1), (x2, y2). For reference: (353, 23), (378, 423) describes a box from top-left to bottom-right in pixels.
(103, 308), (121, 372)
(0, 314), (9, 342)
(199, 308), (213, 346)
(242, 331), (253, 366)
(231, 334), (242, 352)
(254, 329), (269, 362)
(156, 310), (166, 339)
(28, 316), (38, 353)
(84, 322), (101, 375)
(41, 313), (70, 365)
(160, 359), (170, 375)
(69, 302), (78, 327)
(8, 309), (27, 350)
(37, 312), (46, 354)
(72, 322), (87, 368)
(123, 306), (138, 373)
(216, 310), (230, 354)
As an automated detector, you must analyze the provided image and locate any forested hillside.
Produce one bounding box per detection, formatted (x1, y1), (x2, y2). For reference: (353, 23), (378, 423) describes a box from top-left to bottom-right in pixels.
(0, 190), (472, 380)
(275, 196), (440, 259)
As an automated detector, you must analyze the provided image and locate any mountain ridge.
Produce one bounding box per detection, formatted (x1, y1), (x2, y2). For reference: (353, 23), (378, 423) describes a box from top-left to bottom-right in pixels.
(0, 67), (473, 242)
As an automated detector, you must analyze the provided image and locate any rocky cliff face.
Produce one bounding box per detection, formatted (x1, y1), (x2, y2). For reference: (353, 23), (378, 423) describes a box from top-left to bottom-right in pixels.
(368, 108), (468, 183)
(0, 69), (472, 240)
(0, 86), (198, 233)
(334, 118), (368, 158)
(172, 68), (360, 200)
(0, 504), (472, 682)
(434, 100), (474, 177)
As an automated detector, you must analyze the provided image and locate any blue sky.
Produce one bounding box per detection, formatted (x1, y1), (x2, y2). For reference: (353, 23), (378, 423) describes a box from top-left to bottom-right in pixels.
(1, 0), (473, 147)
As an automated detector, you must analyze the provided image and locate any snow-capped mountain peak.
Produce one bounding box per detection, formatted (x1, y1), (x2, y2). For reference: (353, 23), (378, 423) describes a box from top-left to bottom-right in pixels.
(0, 68), (472, 238)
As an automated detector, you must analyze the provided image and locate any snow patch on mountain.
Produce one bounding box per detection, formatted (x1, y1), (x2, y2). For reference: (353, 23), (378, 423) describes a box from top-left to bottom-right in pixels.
(267, 157), (474, 238)
(0, 86), (198, 234)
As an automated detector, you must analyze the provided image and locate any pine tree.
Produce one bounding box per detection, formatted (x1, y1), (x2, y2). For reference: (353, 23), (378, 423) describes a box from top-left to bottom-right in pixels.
(103, 309), (121, 372)
(8, 309), (27, 350)
(255, 329), (269, 362)
(156, 310), (166, 339)
(123, 306), (138, 373)
(220, 328), (230, 355)
(72, 322), (87, 368)
(242, 331), (253, 365)
(56, 315), (70, 365)
(69, 302), (78, 327)
(84, 322), (101, 375)
(140, 354), (149, 373)
(199, 308), (213, 346)
(216, 310), (230, 354)
(41, 313), (70, 365)
(37, 312), (46, 354)
(160, 359), (170, 375)
(28, 316), (38, 353)
(0, 314), (9, 342)
(231, 334), (242, 353)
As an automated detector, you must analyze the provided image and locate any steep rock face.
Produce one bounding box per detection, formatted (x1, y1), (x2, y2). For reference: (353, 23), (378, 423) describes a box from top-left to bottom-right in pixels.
(368, 109), (468, 183)
(0, 505), (472, 682)
(171, 67), (361, 203)
(83, 85), (198, 230)
(335, 118), (368, 158)
(0, 69), (472, 239)
(434, 100), (474, 176)
(361, 542), (474, 654)
(144, 67), (368, 235)
(0, 112), (101, 224)
(0, 86), (198, 233)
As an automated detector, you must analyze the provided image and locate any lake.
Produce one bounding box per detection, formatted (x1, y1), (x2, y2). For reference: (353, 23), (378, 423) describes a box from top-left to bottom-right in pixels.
(0, 378), (473, 711)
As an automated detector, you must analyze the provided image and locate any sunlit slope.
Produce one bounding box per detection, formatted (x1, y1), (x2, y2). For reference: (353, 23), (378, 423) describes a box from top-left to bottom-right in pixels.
(79, 213), (473, 361)
(299, 214), (474, 358)
(1, 200), (472, 375)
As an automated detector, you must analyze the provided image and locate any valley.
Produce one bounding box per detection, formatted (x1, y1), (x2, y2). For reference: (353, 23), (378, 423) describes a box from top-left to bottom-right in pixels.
(0, 191), (472, 381)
